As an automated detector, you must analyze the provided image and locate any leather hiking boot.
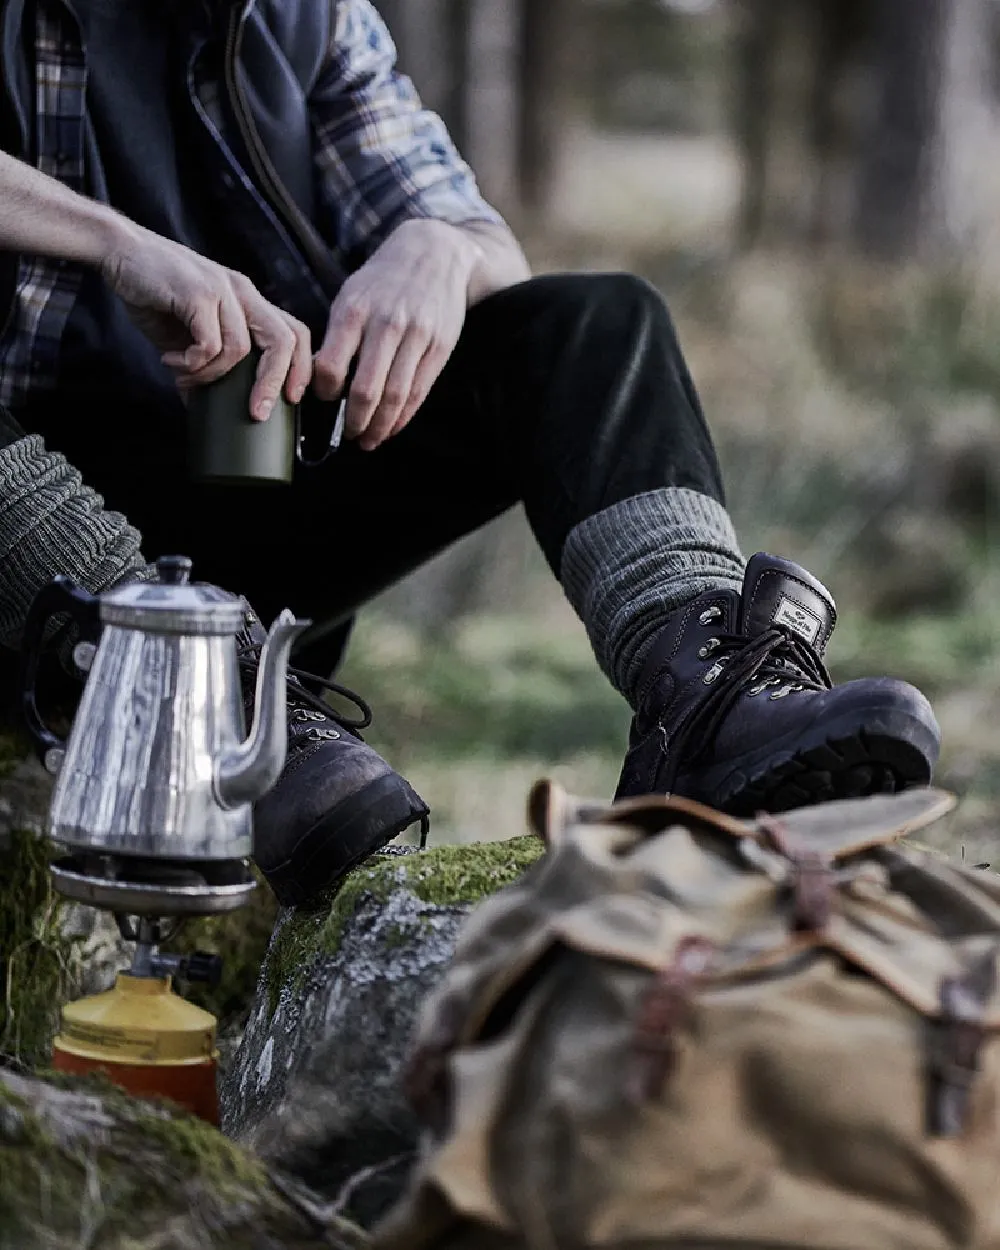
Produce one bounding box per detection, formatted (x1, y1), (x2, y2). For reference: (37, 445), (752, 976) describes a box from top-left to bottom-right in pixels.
(237, 605), (429, 907)
(616, 552), (940, 815)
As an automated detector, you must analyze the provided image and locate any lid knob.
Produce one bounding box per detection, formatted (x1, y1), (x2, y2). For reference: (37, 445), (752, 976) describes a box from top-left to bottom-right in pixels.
(156, 555), (193, 586)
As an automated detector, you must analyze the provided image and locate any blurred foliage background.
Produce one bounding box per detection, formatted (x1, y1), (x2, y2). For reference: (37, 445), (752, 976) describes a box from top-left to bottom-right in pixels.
(344, 0), (1000, 860)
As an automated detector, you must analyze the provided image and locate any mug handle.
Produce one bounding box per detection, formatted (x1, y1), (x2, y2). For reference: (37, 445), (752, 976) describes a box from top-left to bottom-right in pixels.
(20, 576), (101, 774)
(296, 359), (356, 467)
(295, 395), (346, 467)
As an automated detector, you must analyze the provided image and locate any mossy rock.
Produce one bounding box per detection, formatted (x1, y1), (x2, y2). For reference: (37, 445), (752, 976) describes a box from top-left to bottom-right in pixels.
(262, 837), (544, 1019)
(222, 837), (543, 1229)
(0, 1067), (367, 1249)
(0, 829), (76, 1066)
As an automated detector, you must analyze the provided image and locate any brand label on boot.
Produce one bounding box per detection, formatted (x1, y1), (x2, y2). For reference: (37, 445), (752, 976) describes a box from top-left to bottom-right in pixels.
(773, 596), (822, 645)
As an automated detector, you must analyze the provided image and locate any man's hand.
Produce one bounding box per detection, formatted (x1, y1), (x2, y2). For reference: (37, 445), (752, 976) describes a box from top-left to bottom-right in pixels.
(100, 225), (312, 422)
(312, 219), (482, 451)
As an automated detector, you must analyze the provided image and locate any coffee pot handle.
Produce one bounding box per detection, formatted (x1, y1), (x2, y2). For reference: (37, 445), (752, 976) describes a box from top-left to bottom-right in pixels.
(20, 576), (101, 774)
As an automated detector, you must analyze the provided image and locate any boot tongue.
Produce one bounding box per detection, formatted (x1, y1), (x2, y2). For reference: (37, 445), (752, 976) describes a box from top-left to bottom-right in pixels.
(739, 553), (837, 656)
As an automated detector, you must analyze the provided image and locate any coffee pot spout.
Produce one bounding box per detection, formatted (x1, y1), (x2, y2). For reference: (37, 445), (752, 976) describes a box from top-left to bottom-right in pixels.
(213, 610), (311, 811)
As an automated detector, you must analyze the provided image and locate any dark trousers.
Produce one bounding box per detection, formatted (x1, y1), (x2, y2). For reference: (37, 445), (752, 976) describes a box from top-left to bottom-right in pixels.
(25, 273), (726, 671)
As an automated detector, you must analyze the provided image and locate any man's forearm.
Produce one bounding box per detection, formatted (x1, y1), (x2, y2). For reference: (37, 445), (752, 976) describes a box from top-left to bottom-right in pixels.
(458, 221), (531, 305)
(0, 150), (125, 265)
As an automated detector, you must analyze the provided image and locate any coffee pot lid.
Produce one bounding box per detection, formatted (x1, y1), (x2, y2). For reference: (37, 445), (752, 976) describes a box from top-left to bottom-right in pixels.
(100, 556), (246, 635)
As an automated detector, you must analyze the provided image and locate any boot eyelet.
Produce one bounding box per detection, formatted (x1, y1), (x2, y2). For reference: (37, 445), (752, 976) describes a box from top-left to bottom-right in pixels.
(698, 638), (721, 660)
(769, 686), (792, 700)
(304, 726), (341, 742)
(699, 607), (723, 626)
(704, 661), (725, 684)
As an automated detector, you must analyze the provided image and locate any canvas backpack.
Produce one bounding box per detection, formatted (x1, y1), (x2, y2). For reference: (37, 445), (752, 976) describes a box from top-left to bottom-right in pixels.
(374, 782), (1000, 1250)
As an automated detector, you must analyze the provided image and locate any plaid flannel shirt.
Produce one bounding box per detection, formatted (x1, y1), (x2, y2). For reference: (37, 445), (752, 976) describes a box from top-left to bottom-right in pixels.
(0, 0), (503, 410)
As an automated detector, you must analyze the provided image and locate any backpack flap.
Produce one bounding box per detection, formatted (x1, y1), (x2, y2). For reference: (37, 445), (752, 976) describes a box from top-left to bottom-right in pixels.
(527, 777), (754, 848)
(752, 787), (957, 862)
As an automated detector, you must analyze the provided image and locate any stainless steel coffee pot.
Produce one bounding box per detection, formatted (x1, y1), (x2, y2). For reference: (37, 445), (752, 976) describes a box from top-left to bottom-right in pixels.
(20, 555), (309, 863)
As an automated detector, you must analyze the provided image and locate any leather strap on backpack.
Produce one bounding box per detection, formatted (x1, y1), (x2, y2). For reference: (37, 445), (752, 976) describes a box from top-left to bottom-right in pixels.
(758, 814), (836, 932)
(929, 948), (998, 1137)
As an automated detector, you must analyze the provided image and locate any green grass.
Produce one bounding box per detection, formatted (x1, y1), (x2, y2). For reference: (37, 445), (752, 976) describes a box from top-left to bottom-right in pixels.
(338, 596), (1000, 860)
(338, 612), (631, 763)
(337, 610), (631, 847)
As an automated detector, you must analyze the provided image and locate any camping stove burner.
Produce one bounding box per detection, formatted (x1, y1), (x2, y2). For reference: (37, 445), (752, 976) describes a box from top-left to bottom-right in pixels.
(50, 850), (256, 916)
(115, 914), (224, 985)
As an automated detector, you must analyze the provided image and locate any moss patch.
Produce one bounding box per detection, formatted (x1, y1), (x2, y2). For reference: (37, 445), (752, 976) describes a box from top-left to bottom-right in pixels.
(265, 837), (544, 1017)
(0, 1069), (366, 1249)
(0, 830), (79, 1068)
(133, 1103), (268, 1193)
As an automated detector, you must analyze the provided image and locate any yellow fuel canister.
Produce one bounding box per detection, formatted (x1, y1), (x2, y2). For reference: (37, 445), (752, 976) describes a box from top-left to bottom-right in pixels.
(52, 972), (219, 1124)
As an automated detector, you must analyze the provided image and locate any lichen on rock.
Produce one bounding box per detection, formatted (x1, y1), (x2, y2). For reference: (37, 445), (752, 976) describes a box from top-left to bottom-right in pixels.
(0, 828), (79, 1067)
(263, 837), (543, 1018)
(0, 1067), (368, 1250)
(223, 837), (543, 1229)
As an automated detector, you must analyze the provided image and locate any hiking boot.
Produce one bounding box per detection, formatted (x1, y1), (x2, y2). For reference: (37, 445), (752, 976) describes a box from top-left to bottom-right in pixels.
(237, 604), (429, 907)
(616, 552), (940, 814)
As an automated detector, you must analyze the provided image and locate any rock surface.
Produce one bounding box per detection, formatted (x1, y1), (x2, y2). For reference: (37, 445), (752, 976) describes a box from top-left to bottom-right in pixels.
(0, 1067), (368, 1250)
(222, 838), (543, 1228)
(0, 751), (51, 845)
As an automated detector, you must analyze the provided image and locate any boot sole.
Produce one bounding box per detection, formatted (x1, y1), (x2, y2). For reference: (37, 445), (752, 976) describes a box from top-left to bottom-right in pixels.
(687, 704), (940, 818)
(257, 774), (430, 908)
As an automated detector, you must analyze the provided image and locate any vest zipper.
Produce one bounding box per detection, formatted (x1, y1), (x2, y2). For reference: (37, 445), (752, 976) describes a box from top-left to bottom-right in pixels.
(222, 3), (341, 297)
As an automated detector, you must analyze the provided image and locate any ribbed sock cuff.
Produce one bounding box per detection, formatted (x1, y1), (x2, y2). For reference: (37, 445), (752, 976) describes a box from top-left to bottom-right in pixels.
(0, 434), (152, 650)
(561, 487), (745, 706)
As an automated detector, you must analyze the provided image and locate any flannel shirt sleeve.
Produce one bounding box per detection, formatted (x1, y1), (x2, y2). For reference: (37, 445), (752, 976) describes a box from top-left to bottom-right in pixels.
(311, 0), (506, 266)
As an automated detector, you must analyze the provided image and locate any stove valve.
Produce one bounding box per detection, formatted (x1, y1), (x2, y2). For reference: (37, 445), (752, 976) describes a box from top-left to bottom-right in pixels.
(179, 951), (224, 986)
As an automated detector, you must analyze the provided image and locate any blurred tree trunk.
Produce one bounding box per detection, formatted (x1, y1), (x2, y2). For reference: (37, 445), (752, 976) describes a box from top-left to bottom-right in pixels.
(463, 0), (522, 210)
(734, 0), (840, 247)
(733, 0), (784, 248)
(935, 0), (1000, 253)
(517, 0), (577, 214)
(734, 0), (957, 260)
(377, 0), (467, 139)
(851, 0), (948, 258)
(380, 0), (579, 220)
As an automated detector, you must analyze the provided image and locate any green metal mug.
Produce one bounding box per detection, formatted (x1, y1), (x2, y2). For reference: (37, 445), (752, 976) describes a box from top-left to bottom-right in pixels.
(186, 351), (297, 486)
(187, 350), (350, 486)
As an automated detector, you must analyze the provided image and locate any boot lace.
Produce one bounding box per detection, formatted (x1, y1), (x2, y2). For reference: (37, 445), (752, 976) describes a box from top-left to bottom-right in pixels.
(238, 646), (373, 751)
(659, 625), (833, 792)
(238, 649), (431, 849)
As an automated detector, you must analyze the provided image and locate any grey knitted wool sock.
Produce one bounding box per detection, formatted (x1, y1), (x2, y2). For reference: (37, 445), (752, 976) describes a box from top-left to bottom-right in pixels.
(561, 487), (746, 709)
(0, 432), (153, 651)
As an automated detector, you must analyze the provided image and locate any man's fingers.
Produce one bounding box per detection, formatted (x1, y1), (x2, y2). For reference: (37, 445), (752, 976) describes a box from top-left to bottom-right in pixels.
(160, 299), (224, 373)
(313, 299), (366, 402)
(359, 329), (428, 451)
(174, 289), (252, 387)
(388, 344), (449, 441)
(282, 316), (313, 405)
(344, 315), (405, 441)
(243, 304), (303, 422)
